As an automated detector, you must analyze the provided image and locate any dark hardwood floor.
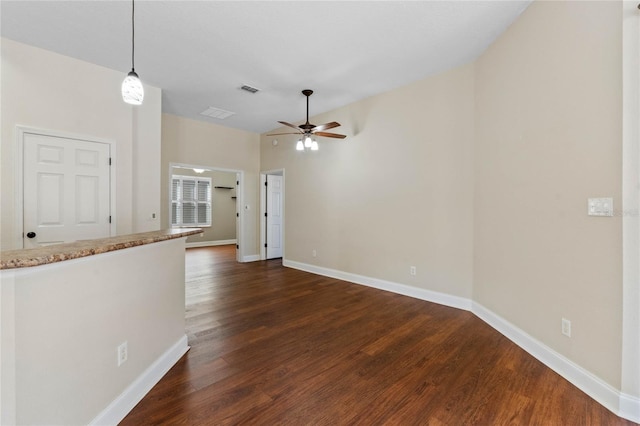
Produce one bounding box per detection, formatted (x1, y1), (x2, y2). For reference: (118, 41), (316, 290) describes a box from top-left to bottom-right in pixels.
(121, 245), (635, 425)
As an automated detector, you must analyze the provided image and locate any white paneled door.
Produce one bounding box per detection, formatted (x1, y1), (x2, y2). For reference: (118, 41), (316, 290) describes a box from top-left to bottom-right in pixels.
(23, 133), (111, 248)
(266, 174), (283, 259)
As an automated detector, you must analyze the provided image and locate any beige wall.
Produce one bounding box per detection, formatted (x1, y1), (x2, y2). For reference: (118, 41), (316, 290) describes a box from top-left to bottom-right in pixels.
(0, 39), (162, 250)
(161, 113), (260, 256)
(205, 170), (238, 242)
(133, 93), (163, 233)
(261, 63), (475, 298)
(474, 0), (622, 388)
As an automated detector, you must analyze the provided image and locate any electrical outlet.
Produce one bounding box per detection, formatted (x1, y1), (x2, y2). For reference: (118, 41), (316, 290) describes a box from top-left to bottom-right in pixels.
(410, 266), (417, 276)
(312, 249), (317, 257)
(117, 341), (128, 366)
(561, 318), (571, 337)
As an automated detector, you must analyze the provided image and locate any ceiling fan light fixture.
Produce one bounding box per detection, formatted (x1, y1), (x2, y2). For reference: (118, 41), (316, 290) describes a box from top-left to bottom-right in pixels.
(311, 141), (319, 151)
(296, 140), (304, 151)
(304, 135), (313, 148)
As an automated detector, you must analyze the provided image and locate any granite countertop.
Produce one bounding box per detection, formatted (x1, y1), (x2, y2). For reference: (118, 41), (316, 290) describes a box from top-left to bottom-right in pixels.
(0, 228), (202, 270)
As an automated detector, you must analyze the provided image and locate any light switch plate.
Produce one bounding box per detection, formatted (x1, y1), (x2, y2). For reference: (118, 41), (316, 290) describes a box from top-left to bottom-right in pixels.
(588, 198), (613, 217)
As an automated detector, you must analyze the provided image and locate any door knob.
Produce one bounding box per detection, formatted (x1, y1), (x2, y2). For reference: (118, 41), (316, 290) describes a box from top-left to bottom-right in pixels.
(26, 232), (36, 238)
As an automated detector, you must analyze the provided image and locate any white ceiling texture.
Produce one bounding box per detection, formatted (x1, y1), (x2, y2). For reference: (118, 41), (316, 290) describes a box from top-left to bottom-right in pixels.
(1, 1), (531, 134)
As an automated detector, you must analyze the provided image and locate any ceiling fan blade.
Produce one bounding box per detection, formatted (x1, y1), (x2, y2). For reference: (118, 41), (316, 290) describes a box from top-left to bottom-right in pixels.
(315, 131), (347, 139)
(278, 121), (303, 132)
(312, 122), (341, 132)
(266, 132), (304, 136)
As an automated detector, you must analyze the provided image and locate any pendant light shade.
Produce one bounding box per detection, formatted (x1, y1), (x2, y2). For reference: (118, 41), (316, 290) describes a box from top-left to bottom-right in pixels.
(296, 140), (304, 151)
(122, 0), (143, 105)
(122, 70), (144, 105)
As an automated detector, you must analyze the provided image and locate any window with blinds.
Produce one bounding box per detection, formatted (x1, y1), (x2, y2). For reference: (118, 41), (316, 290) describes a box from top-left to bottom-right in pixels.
(171, 175), (212, 227)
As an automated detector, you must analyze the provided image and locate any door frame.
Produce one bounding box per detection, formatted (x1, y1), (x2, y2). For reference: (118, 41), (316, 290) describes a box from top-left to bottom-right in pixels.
(260, 168), (285, 261)
(621, 1), (640, 416)
(14, 126), (116, 249)
(169, 162), (245, 263)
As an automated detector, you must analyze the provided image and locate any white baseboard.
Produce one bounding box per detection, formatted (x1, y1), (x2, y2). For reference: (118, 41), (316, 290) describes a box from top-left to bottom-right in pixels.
(471, 302), (637, 422)
(186, 239), (236, 248)
(283, 258), (639, 423)
(619, 392), (640, 423)
(242, 254), (261, 262)
(89, 335), (189, 426)
(283, 259), (472, 311)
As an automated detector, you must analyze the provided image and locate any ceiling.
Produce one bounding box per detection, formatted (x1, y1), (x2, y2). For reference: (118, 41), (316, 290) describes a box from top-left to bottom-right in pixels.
(1, 1), (531, 134)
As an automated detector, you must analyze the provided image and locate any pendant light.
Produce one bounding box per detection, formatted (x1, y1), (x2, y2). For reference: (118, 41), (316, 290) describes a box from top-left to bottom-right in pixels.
(122, 0), (144, 105)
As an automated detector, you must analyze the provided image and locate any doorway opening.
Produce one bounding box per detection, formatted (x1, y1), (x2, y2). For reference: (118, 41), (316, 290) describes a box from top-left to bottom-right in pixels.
(169, 162), (244, 263)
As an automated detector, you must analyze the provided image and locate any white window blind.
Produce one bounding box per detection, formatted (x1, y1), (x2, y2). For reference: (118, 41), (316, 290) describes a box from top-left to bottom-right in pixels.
(171, 175), (211, 227)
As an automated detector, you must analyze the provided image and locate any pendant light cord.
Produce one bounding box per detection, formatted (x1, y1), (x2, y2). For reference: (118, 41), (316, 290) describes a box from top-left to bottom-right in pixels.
(131, 0), (135, 71)
(122, 0), (143, 105)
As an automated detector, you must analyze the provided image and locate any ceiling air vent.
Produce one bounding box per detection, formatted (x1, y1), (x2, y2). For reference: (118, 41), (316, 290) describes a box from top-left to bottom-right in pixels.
(199, 106), (235, 120)
(240, 84), (260, 94)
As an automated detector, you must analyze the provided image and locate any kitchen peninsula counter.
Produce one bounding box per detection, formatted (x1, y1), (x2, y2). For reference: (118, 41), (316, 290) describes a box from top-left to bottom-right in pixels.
(0, 228), (202, 270)
(1, 228), (200, 425)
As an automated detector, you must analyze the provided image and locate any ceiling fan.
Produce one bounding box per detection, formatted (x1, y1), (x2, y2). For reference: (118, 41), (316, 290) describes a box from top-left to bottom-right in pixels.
(268, 89), (347, 141)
